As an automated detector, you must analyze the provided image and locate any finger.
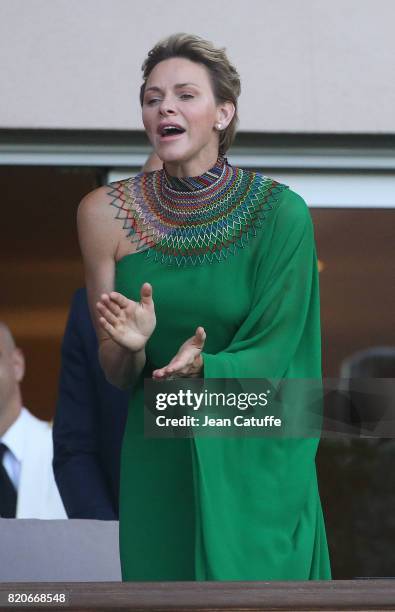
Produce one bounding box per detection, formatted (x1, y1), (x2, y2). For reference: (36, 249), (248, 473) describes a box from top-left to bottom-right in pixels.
(140, 282), (153, 306)
(166, 360), (183, 373)
(100, 293), (119, 312)
(166, 361), (186, 374)
(96, 302), (118, 326)
(108, 291), (130, 308)
(153, 362), (177, 378)
(152, 368), (166, 379)
(165, 361), (192, 377)
(164, 351), (188, 371)
(194, 326), (206, 348)
(100, 297), (121, 317)
(98, 316), (115, 335)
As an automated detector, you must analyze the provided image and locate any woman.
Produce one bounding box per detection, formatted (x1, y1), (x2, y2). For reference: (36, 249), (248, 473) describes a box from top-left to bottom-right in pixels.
(78, 33), (331, 581)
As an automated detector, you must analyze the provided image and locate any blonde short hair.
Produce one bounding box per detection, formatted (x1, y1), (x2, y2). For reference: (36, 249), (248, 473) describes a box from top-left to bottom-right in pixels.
(140, 33), (241, 155)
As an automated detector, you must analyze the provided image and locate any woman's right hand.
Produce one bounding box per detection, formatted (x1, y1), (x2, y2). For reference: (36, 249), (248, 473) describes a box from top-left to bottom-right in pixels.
(96, 282), (156, 352)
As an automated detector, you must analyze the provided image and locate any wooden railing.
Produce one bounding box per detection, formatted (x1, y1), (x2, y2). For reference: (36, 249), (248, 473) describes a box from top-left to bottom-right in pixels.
(1, 579), (395, 611)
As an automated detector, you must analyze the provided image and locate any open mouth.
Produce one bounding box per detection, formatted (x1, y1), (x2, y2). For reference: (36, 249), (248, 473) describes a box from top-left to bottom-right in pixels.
(159, 126), (186, 140)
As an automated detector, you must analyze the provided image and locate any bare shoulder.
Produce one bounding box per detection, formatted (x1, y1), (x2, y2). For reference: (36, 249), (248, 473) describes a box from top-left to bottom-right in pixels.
(77, 184), (121, 262)
(77, 180), (133, 243)
(77, 185), (115, 224)
(77, 176), (141, 262)
(78, 177), (140, 227)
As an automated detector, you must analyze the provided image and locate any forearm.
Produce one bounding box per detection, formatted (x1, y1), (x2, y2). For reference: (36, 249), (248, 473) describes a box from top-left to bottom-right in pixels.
(99, 338), (146, 389)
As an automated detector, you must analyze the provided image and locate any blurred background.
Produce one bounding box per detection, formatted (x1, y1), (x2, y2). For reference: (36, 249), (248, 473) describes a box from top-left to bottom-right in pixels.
(0, 0), (394, 578)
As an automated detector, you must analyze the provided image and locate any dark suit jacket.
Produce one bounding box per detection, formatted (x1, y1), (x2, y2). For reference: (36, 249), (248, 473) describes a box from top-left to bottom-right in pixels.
(53, 288), (129, 519)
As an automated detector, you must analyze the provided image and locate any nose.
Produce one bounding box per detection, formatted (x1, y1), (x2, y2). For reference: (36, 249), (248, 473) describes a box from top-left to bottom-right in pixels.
(158, 95), (176, 116)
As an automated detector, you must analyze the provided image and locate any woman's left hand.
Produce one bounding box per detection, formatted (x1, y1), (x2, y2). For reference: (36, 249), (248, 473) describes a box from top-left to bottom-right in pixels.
(152, 327), (206, 379)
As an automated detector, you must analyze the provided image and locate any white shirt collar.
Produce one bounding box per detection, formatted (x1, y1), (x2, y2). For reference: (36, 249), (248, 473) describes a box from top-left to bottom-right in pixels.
(1, 407), (30, 463)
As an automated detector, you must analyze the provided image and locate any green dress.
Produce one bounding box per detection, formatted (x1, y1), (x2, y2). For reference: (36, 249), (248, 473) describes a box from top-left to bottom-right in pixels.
(111, 156), (331, 581)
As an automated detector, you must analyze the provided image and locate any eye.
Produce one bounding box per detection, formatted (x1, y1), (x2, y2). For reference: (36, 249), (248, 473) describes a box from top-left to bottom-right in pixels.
(180, 94), (194, 100)
(146, 98), (160, 105)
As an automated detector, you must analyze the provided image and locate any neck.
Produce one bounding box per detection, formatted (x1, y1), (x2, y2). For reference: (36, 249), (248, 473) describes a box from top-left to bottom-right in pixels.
(162, 153), (226, 193)
(163, 148), (220, 179)
(0, 395), (22, 437)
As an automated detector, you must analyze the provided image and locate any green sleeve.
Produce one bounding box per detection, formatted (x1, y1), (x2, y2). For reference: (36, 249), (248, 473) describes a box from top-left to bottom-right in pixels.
(193, 189), (331, 581)
(201, 189), (322, 379)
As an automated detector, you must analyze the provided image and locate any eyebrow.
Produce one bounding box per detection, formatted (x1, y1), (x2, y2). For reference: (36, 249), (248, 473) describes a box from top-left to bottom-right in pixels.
(145, 83), (200, 94)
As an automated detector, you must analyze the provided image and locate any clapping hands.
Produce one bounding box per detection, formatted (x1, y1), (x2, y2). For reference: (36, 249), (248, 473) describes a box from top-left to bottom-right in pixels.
(97, 282), (206, 379)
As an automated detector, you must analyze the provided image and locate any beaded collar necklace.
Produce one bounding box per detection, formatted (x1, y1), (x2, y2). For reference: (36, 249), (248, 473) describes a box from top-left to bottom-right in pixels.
(162, 155), (226, 192)
(109, 156), (288, 267)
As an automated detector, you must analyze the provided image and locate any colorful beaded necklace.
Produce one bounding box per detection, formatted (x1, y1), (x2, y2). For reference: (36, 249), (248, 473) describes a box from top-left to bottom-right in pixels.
(109, 155), (288, 267)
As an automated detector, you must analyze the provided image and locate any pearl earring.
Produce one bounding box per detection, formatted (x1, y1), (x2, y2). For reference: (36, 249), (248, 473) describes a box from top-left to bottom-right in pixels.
(216, 123), (222, 130)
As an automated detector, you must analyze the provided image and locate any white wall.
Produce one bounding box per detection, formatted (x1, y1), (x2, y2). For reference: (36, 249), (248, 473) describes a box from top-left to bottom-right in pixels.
(0, 0), (394, 133)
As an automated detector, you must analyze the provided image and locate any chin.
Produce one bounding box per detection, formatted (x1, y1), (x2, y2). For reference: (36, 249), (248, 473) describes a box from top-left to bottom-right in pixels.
(156, 147), (191, 164)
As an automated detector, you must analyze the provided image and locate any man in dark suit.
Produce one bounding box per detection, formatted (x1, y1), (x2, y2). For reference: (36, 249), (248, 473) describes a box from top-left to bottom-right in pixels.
(53, 288), (129, 519)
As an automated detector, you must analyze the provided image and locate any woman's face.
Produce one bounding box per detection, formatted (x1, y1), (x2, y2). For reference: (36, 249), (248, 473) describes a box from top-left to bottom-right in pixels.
(142, 57), (226, 169)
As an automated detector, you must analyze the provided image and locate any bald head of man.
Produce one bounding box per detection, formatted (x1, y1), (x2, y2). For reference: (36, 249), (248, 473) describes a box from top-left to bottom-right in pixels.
(0, 323), (25, 436)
